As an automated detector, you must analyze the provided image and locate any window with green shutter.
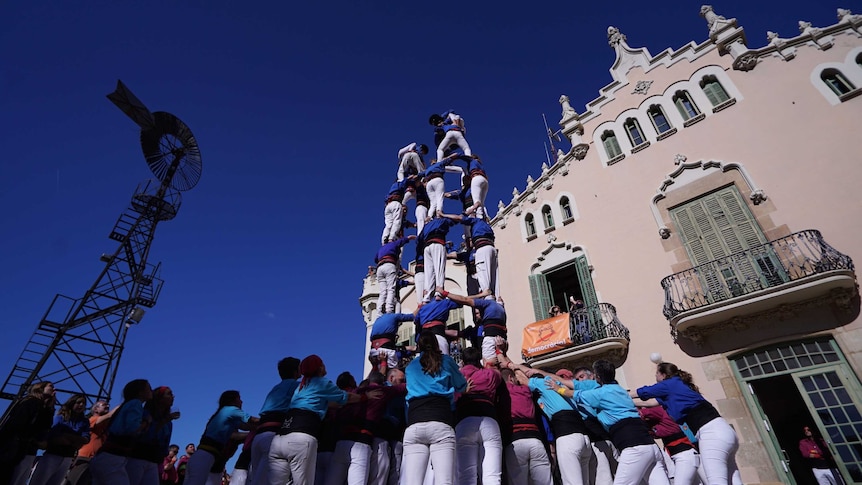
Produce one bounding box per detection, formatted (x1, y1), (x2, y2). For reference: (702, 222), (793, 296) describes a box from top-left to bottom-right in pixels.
(670, 185), (788, 302)
(601, 131), (622, 159)
(528, 255), (600, 326)
(528, 273), (553, 321)
(673, 91), (700, 120)
(821, 69), (855, 96)
(700, 76), (731, 106)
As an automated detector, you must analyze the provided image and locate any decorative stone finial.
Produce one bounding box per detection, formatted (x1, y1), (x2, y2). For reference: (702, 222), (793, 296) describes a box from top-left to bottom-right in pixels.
(837, 8), (861, 22)
(559, 95), (577, 119)
(526, 175), (534, 185)
(512, 187), (520, 198)
(547, 233), (557, 243)
(541, 162), (549, 173)
(700, 5), (726, 29)
(767, 31), (783, 46)
(498, 200), (505, 212)
(659, 227), (671, 239)
(607, 26), (626, 47)
(750, 189), (768, 205)
(674, 154), (687, 165)
(798, 20), (812, 32)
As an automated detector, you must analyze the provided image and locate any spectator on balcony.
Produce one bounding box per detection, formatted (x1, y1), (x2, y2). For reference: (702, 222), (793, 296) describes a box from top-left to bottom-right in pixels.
(635, 362), (742, 485)
(548, 305), (562, 317)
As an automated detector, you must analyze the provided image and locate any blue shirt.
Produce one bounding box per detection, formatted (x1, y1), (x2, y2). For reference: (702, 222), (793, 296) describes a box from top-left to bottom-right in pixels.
(371, 313), (415, 337)
(289, 377), (349, 420)
(574, 382), (640, 431)
(108, 399), (146, 436)
(260, 379), (301, 415)
(528, 377), (576, 419)
(636, 376), (707, 423)
(138, 409), (172, 457)
(473, 299), (505, 324)
(420, 218), (457, 240)
(387, 179), (411, 198)
(421, 158), (456, 177)
(462, 217), (494, 240)
(50, 414), (91, 441)
(375, 237), (410, 264)
(404, 354), (467, 408)
(416, 299), (460, 325)
(203, 406), (250, 445)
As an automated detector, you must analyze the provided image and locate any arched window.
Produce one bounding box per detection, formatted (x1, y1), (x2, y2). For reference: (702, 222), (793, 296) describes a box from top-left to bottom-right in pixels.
(560, 197), (573, 221)
(601, 130), (622, 159)
(700, 76), (731, 106)
(673, 90), (701, 121)
(525, 213), (536, 237)
(856, 53), (862, 68)
(822, 69), (855, 96)
(542, 205), (555, 229)
(623, 118), (646, 146)
(648, 105), (673, 134)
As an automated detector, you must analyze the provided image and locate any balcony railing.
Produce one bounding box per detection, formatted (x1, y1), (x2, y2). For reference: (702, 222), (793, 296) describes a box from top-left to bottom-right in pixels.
(524, 303), (630, 366)
(662, 230), (855, 321)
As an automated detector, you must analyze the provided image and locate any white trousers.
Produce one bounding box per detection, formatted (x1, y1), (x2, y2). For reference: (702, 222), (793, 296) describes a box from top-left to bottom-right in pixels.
(27, 453), (73, 485)
(426, 178), (446, 218)
(184, 449), (222, 485)
(89, 452), (130, 485)
(436, 131), (471, 162)
(11, 454), (36, 485)
(423, 244), (447, 303)
(325, 440), (371, 485)
(813, 467), (838, 485)
(382, 201), (403, 244)
(269, 431), (318, 485)
(387, 441), (402, 485)
(615, 444), (667, 485)
(469, 175), (488, 220)
(377, 262), (398, 313)
(369, 438), (390, 485)
(474, 245), (497, 296)
(555, 432), (591, 485)
(415, 206), (428, 236)
(696, 418), (742, 485)
(231, 468), (248, 485)
(455, 416), (502, 485)
(401, 421), (456, 485)
(397, 152), (425, 182)
(249, 430), (276, 485)
(414, 270), (425, 305)
(669, 449), (702, 485)
(504, 438), (552, 485)
(126, 457), (159, 485)
(589, 440), (619, 485)
(370, 347), (399, 371)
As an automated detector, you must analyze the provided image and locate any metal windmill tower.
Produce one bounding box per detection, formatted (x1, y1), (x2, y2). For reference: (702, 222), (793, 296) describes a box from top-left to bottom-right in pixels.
(0, 81), (203, 414)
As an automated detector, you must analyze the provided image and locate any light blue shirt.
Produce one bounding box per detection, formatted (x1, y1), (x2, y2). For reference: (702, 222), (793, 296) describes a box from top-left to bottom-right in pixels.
(107, 399), (145, 436)
(405, 354), (467, 409)
(574, 382), (640, 431)
(203, 405), (250, 445)
(260, 379), (300, 415)
(288, 377), (348, 420)
(528, 377), (576, 418)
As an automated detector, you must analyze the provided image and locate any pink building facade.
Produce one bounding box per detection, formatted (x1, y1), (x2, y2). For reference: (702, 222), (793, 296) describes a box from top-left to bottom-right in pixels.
(490, 7), (862, 485)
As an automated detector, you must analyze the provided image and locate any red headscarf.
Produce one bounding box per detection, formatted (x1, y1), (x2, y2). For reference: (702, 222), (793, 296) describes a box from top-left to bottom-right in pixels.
(555, 369), (574, 379)
(299, 355), (324, 390)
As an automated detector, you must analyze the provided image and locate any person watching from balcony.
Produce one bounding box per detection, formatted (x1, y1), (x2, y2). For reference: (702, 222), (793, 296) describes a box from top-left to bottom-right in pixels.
(548, 306), (562, 317)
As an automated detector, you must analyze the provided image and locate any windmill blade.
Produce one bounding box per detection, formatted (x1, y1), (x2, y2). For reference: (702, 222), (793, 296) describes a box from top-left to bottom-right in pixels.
(107, 80), (155, 129)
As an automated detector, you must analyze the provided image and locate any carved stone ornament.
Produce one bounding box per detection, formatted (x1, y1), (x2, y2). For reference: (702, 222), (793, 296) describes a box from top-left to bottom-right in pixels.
(512, 187), (520, 198)
(542, 162), (549, 174)
(632, 80), (654, 95)
(542, 176), (554, 191)
(659, 226), (671, 239)
(767, 31), (785, 48)
(513, 204), (522, 216)
(700, 5), (726, 30)
(572, 144), (589, 161)
(674, 154), (687, 166)
(559, 95), (577, 119)
(499, 215), (508, 229)
(556, 149), (565, 161)
(528, 190), (537, 204)
(607, 26), (626, 47)
(838, 8), (861, 23)
(546, 233), (557, 243)
(733, 52), (758, 71)
(526, 175), (534, 186)
(559, 160), (571, 176)
(498, 200), (506, 212)
(749, 189), (767, 205)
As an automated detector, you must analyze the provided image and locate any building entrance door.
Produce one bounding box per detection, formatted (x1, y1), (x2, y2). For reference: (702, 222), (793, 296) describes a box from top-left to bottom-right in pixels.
(732, 339), (862, 484)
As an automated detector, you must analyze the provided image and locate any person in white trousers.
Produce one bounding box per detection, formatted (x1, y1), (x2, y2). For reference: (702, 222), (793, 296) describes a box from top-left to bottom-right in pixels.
(430, 111), (472, 162)
(397, 143), (428, 182)
(499, 367), (553, 485)
(454, 346), (503, 485)
(375, 235), (415, 314)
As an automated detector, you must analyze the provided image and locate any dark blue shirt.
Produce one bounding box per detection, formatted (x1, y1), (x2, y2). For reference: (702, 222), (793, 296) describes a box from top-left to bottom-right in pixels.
(473, 299), (506, 324)
(371, 313), (415, 337)
(375, 237), (411, 264)
(416, 299), (461, 325)
(462, 217), (494, 240)
(387, 179), (411, 198)
(636, 376), (708, 423)
(420, 218), (457, 241)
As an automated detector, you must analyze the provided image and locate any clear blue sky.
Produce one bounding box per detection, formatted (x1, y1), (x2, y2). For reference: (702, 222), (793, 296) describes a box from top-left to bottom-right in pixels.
(0, 0), (833, 466)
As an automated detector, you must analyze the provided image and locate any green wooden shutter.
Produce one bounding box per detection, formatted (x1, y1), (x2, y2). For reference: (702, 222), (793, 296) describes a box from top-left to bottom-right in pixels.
(671, 186), (784, 300)
(528, 273), (553, 322)
(574, 255), (604, 338)
(603, 134), (621, 158)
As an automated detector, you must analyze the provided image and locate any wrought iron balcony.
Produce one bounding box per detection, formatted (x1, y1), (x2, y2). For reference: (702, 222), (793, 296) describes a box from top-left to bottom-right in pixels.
(662, 230), (857, 343)
(523, 303), (630, 370)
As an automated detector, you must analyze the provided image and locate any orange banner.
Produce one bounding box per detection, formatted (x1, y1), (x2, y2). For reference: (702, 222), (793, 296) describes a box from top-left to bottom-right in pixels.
(521, 314), (572, 358)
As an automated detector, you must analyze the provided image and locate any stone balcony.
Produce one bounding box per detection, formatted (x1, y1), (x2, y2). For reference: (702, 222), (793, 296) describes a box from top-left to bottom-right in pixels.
(522, 303), (630, 371)
(662, 230), (858, 354)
